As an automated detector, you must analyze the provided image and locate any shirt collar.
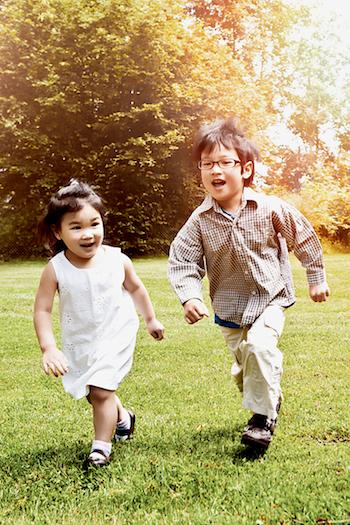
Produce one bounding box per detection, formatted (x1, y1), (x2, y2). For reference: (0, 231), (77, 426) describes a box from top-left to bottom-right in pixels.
(198, 187), (261, 214)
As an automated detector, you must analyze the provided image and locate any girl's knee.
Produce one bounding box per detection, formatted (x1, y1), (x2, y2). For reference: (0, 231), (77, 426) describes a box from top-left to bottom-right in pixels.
(88, 386), (114, 404)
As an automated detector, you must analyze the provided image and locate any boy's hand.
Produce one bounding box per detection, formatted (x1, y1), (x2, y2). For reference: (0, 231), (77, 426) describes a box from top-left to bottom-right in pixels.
(42, 347), (69, 377)
(183, 299), (209, 324)
(309, 282), (330, 302)
(147, 319), (165, 340)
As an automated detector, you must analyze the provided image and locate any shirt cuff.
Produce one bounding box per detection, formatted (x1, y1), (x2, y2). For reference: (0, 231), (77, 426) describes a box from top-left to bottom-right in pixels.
(306, 269), (327, 285)
(181, 296), (203, 306)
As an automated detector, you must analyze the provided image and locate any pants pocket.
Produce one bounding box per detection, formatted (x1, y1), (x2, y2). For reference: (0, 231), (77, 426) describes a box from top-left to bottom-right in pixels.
(263, 306), (285, 337)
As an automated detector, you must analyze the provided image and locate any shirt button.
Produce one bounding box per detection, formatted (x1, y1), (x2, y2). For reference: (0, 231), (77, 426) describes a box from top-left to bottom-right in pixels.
(251, 290), (257, 295)
(244, 270), (249, 275)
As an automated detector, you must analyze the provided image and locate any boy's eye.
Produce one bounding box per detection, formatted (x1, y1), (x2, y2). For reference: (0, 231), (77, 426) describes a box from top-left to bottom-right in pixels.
(201, 161), (213, 168)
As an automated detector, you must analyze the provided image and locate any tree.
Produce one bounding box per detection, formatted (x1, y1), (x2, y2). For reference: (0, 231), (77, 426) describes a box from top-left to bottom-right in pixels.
(0, 0), (271, 258)
(264, 147), (314, 193)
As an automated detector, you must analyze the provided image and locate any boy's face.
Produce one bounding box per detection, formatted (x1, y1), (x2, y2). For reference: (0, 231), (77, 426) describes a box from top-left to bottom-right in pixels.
(200, 144), (253, 211)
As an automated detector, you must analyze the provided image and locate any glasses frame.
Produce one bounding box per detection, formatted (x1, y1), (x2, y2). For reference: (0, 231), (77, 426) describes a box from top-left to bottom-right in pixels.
(197, 158), (241, 170)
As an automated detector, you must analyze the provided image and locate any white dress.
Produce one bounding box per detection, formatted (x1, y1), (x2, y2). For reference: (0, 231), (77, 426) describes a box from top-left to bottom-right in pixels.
(50, 246), (139, 399)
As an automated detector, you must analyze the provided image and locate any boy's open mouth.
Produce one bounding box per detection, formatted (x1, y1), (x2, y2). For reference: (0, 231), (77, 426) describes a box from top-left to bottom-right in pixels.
(80, 242), (94, 248)
(212, 179), (226, 187)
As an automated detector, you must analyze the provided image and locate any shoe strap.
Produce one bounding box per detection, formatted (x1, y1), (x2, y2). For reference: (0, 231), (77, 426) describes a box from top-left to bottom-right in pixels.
(90, 449), (108, 459)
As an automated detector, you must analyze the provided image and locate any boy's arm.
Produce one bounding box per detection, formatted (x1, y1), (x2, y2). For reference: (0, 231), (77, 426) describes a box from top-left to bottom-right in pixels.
(168, 214), (209, 323)
(33, 263), (69, 376)
(122, 254), (164, 340)
(272, 200), (330, 302)
(168, 214), (206, 303)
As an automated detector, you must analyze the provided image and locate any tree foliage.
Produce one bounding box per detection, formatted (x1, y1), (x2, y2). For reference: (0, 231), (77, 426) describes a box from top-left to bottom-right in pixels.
(0, 0), (349, 258)
(0, 0), (277, 257)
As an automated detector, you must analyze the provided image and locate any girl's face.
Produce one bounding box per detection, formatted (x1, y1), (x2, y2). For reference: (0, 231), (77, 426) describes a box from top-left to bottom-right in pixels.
(54, 202), (104, 266)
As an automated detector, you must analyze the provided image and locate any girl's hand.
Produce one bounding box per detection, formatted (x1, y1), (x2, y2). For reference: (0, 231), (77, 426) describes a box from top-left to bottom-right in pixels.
(42, 348), (69, 377)
(147, 319), (165, 340)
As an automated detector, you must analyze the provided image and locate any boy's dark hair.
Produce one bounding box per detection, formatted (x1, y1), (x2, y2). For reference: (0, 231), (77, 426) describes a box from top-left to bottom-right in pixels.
(38, 179), (105, 255)
(193, 117), (260, 186)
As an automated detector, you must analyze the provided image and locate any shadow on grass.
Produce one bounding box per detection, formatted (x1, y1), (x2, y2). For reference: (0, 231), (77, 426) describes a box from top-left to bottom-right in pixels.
(0, 442), (116, 494)
(0, 423), (267, 490)
(0, 442), (86, 472)
(188, 424), (267, 461)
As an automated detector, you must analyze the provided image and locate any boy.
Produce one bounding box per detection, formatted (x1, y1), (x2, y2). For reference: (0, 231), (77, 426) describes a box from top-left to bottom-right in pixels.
(168, 117), (329, 449)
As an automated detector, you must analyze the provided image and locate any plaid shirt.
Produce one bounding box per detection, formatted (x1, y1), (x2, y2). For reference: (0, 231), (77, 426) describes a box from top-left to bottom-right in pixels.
(168, 187), (326, 326)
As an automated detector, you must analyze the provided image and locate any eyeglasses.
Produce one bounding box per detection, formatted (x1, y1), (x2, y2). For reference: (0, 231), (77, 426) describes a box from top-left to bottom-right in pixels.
(197, 158), (241, 170)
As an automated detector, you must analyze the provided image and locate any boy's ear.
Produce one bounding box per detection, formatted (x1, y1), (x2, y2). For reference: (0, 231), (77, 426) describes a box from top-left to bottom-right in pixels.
(242, 161), (253, 180)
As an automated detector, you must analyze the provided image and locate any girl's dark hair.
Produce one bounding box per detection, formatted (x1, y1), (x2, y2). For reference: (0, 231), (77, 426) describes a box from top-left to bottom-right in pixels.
(38, 179), (105, 255)
(193, 117), (260, 186)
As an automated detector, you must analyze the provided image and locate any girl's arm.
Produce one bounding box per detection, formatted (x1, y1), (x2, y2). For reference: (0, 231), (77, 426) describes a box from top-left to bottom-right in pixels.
(122, 254), (164, 340)
(33, 263), (69, 376)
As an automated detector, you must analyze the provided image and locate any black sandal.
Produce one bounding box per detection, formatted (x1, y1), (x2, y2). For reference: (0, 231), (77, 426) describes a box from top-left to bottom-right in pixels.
(85, 449), (111, 467)
(115, 410), (136, 442)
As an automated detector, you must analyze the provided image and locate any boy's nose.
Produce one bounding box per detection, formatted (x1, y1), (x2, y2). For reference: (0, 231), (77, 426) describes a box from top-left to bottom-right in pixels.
(211, 162), (223, 173)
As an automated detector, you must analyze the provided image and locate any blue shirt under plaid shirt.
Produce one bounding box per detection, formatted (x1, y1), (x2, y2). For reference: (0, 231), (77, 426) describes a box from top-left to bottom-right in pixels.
(168, 187), (326, 327)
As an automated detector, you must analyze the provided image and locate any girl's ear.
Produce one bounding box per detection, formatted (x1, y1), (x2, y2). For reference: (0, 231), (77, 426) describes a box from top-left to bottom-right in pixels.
(52, 226), (61, 240)
(242, 161), (253, 180)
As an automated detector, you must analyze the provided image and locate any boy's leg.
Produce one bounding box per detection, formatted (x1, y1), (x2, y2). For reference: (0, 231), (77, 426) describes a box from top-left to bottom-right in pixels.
(220, 325), (248, 393)
(220, 305), (285, 448)
(242, 305), (285, 420)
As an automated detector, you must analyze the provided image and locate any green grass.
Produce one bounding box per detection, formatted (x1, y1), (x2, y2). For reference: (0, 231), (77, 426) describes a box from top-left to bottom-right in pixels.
(0, 255), (349, 525)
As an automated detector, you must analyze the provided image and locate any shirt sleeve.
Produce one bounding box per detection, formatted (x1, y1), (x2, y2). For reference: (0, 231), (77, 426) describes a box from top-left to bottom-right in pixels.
(272, 198), (326, 285)
(168, 212), (206, 304)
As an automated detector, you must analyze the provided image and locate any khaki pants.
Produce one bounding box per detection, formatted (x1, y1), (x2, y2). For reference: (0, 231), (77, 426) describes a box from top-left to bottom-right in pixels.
(220, 305), (285, 420)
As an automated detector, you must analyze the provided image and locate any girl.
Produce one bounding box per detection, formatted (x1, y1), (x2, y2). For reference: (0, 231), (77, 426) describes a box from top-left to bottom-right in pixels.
(34, 179), (164, 467)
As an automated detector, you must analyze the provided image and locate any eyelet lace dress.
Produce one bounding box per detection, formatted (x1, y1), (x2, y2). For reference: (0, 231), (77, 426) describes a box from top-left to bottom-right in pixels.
(50, 246), (139, 399)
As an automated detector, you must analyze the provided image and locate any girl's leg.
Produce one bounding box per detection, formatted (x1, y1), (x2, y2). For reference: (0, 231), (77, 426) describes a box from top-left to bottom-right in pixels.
(85, 387), (135, 465)
(84, 386), (117, 466)
(114, 395), (129, 423)
(88, 386), (118, 442)
(114, 395), (136, 442)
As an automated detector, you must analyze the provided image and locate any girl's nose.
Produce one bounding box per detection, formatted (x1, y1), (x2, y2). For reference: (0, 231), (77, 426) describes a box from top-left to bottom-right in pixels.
(81, 229), (93, 239)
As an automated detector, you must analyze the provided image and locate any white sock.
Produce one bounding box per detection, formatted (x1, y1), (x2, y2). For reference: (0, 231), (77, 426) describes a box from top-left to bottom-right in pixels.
(91, 440), (112, 457)
(117, 411), (131, 430)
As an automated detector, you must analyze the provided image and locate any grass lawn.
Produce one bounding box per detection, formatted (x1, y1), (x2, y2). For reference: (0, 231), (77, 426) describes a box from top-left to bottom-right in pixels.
(0, 254), (349, 525)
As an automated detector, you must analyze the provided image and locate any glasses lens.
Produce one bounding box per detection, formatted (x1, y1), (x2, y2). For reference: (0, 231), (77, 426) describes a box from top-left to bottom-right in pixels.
(198, 159), (240, 169)
(219, 159), (238, 168)
(199, 160), (213, 169)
